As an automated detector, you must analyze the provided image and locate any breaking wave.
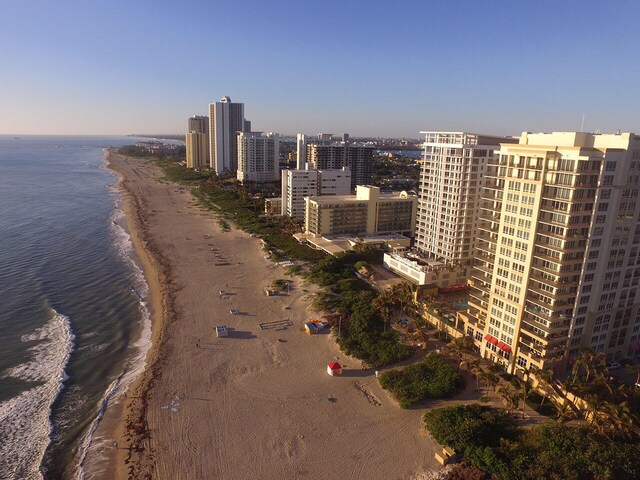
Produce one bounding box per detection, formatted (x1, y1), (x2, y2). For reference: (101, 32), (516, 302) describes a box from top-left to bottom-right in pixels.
(0, 310), (74, 479)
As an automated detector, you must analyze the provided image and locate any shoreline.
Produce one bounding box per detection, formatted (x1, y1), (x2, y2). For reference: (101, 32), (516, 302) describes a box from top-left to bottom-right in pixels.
(85, 149), (173, 479)
(89, 150), (440, 479)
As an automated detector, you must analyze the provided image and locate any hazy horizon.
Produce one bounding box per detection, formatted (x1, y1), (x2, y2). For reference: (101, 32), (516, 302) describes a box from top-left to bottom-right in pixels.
(2, 1), (639, 137)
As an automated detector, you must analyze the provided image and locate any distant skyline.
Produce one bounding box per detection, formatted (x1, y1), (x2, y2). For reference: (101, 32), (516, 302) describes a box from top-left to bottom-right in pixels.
(1, 1), (639, 137)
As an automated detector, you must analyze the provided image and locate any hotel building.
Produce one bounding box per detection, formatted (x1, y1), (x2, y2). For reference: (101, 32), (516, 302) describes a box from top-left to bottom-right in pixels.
(304, 185), (417, 237)
(415, 132), (517, 264)
(236, 132), (279, 183)
(281, 167), (351, 222)
(457, 131), (640, 373)
(209, 96), (247, 173)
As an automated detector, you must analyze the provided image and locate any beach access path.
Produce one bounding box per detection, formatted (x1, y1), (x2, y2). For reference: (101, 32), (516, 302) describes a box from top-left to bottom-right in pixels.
(98, 153), (440, 479)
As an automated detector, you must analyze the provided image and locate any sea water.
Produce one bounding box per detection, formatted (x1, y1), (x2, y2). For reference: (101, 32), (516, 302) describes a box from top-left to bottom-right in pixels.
(0, 136), (163, 479)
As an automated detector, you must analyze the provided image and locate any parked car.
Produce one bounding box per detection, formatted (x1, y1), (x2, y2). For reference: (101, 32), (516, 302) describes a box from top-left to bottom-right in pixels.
(607, 362), (622, 371)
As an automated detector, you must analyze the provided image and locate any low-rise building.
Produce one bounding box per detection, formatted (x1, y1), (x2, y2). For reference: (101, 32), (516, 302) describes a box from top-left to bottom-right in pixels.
(383, 252), (469, 287)
(304, 185), (417, 237)
(281, 166), (351, 222)
(264, 197), (282, 216)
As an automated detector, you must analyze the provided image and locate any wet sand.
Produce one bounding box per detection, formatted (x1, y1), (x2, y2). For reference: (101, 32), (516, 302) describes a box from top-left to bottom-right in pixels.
(88, 152), (440, 479)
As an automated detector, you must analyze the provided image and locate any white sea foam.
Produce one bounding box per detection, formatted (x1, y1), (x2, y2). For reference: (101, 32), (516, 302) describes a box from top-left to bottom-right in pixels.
(0, 310), (74, 480)
(107, 190), (152, 391)
(75, 160), (153, 479)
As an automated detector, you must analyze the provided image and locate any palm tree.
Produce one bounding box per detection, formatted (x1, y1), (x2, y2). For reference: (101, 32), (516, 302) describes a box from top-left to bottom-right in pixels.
(481, 371), (500, 393)
(470, 361), (484, 392)
(535, 368), (554, 408)
(373, 289), (395, 333)
(446, 336), (472, 372)
(497, 385), (521, 414)
(554, 400), (577, 423)
(389, 281), (415, 318)
(585, 394), (605, 428)
(571, 348), (596, 384)
(601, 401), (640, 440)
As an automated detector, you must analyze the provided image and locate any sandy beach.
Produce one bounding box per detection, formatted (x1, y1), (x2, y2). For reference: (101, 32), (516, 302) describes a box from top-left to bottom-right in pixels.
(89, 151), (441, 479)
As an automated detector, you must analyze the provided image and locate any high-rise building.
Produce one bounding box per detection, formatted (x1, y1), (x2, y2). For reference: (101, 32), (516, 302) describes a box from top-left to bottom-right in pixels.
(306, 135), (374, 190)
(296, 134), (308, 170)
(457, 131), (640, 374)
(209, 96), (246, 173)
(296, 133), (335, 169)
(281, 167), (351, 221)
(236, 132), (279, 183)
(185, 132), (209, 170)
(187, 115), (210, 167)
(188, 115), (209, 135)
(416, 132), (517, 264)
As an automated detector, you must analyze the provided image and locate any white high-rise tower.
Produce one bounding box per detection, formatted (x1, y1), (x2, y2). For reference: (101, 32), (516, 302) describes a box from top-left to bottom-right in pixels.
(209, 96), (246, 173)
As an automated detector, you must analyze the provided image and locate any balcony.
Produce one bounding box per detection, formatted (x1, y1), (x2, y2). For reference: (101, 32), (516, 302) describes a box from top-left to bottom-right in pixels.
(475, 241), (496, 255)
(468, 296), (489, 313)
(477, 222), (499, 234)
(458, 309), (486, 329)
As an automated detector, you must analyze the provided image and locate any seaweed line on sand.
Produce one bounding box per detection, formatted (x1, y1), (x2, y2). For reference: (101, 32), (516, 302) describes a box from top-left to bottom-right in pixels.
(108, 152), (180, 479)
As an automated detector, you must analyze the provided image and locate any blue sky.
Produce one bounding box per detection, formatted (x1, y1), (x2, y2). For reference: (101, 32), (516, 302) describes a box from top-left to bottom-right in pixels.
(1, 0), (639, 137)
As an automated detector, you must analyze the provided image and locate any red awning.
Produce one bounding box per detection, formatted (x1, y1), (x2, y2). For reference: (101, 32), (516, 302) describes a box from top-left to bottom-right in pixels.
(497, 342), (512, 353)
(484, 334), (498, 345)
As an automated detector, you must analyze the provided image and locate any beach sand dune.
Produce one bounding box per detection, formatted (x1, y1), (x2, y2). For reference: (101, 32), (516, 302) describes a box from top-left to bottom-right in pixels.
(94, 153), (440, 479)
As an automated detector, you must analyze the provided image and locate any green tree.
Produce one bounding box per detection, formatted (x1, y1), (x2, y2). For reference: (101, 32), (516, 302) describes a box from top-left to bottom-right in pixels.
(497, 385), (520, 414)
(535, 368), (554, 408)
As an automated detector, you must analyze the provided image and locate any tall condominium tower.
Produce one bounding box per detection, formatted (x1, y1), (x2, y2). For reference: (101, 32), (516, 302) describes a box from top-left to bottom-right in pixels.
(306, 135), (373, 191)
(296, 133), (336, 170)
(209, 96), (246, 173)
(236, 132), (279, 183)
(416, 132), (517, 264)
(188, 115), (209, 134)
(185, 132), (208, 170)
(458, 131), (640, 374)
(187, 115), (210, 166)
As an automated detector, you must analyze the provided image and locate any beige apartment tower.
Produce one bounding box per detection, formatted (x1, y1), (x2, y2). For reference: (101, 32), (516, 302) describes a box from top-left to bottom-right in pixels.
(458, 131), (640, 374)
(185, 132), (208, 170)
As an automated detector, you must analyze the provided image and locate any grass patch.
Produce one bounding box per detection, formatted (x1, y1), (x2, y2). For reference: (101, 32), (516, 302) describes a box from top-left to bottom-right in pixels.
(379, 353), (464, 408)
(525, 391), (556, 417)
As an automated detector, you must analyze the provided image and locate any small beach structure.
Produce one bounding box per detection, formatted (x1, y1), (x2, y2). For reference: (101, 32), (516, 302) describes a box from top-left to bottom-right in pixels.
(327, 362), (342, 376)
(305, 322), (321, 335)
(304, 320), (328, 335)
(216, 325), (228, 337)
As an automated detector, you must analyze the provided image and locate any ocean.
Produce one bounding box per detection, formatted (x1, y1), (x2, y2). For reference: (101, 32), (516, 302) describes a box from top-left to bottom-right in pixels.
(0, 136), (161, 479)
